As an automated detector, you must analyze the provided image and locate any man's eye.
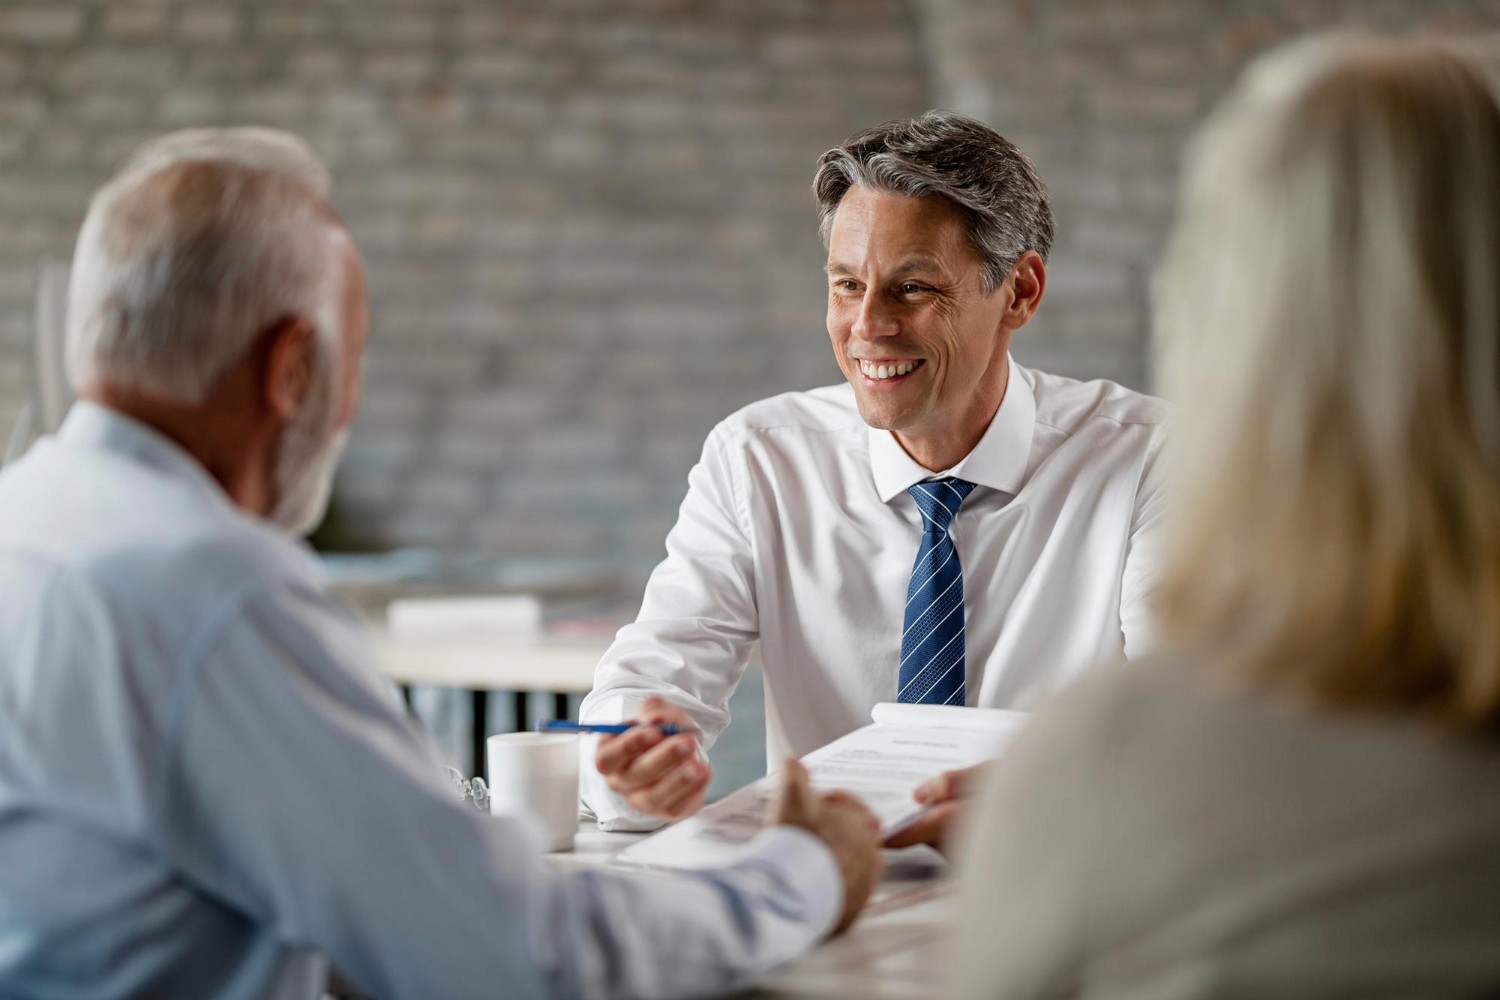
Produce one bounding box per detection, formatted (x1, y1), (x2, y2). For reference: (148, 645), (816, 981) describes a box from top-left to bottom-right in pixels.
(834, 279), (859, 291)
(900, 282), (925, 295)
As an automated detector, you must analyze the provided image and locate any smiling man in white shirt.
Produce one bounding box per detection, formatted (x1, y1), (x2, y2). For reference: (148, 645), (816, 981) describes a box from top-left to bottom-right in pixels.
(581, 111), (1168, 845)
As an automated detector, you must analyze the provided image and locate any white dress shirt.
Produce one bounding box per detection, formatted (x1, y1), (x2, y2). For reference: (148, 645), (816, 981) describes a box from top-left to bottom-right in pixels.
(581, 358), (1168, 829)
(0, 403), (840, 1000)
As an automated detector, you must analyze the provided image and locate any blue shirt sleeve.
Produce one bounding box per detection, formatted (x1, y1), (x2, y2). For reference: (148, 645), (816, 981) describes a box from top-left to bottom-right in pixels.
(157, 581), (840, 1000)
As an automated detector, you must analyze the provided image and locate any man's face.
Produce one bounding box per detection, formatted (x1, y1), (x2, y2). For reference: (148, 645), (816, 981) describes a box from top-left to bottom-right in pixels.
(825, 186), (1012, 460)
(271, 237), (368, 535)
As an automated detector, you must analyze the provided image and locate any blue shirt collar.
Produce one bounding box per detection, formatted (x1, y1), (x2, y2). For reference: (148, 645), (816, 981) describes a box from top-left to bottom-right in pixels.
(57, 400), (235, 510)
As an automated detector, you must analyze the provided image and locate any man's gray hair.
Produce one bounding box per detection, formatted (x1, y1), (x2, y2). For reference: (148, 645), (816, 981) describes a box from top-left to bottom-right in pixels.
(813, 110), (1055, 293)
(66, 127), (343, 403)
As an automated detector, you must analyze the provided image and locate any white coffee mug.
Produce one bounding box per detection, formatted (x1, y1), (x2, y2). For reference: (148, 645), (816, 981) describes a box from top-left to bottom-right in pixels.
(485, 732), (580, 851)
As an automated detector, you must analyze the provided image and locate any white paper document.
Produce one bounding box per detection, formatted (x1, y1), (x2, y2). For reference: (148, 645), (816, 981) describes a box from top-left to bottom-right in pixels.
(614, 702), (1029, 871)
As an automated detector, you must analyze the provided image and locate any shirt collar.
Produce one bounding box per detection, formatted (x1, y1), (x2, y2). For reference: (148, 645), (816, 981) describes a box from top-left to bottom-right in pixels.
(57, 400), (235, 509)
(868, 355), (1037, 503)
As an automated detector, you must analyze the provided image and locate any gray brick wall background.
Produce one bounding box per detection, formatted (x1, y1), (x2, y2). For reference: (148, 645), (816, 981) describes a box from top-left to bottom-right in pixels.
(916, 0), (1500, 392)
(3, 0), (1498, 597)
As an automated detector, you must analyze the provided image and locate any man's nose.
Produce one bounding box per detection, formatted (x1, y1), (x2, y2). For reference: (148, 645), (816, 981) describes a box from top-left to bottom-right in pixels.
(850, 291), (898, 341)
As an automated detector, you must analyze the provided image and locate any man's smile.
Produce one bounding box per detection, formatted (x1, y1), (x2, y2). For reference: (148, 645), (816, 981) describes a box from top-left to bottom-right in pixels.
(855, 358), (926, 382)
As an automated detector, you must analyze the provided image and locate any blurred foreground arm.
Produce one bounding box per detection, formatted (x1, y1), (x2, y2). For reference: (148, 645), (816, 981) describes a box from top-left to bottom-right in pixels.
(167, 586), (848, 1000)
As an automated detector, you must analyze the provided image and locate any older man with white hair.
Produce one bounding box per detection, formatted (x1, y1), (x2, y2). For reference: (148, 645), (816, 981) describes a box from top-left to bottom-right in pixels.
(0, 129), (881, 1000)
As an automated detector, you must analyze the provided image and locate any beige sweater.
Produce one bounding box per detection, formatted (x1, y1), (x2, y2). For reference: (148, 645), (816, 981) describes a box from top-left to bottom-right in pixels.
(952, 660), (1500, 1000)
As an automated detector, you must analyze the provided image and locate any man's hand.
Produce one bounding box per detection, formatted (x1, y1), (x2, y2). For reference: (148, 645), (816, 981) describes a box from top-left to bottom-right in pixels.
(881, 762), (987, 853)
(594, 697), (711, 820)
(771, 758), (883, 935)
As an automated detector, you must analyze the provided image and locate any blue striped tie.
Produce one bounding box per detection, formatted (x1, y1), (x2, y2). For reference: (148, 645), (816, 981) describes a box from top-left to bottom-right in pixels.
(898, 478), (976, 706)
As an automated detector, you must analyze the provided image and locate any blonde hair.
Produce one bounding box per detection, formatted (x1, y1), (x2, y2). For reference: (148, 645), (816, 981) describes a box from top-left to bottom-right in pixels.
(1154, 35), (1500, 727)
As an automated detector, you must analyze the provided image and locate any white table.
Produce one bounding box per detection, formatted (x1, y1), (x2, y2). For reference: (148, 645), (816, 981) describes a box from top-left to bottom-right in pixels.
(558, 825), (954, 1000)
(372, 627), (605, 693)
(371, 628), (610, 769)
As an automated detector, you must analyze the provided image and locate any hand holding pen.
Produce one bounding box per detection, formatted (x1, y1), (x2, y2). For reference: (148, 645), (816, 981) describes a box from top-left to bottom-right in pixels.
(587, 696), (713, 821)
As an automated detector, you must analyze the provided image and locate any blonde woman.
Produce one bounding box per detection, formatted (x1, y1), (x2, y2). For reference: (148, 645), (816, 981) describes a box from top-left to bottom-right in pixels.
(952, 35), (1500, 1000)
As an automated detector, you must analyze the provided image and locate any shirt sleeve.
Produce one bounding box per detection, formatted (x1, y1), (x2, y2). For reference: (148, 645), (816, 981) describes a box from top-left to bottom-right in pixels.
(158, 582), (839, 1000)
(579, 423), (762, 830)
(1119, 422), (1168, 660)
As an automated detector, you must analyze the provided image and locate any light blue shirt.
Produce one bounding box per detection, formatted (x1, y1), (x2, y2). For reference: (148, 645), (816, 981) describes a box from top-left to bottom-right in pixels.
(0, 402), (841, 1000)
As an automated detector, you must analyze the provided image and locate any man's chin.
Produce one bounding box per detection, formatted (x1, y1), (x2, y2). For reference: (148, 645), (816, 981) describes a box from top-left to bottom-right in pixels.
(849, 392), (914, 434)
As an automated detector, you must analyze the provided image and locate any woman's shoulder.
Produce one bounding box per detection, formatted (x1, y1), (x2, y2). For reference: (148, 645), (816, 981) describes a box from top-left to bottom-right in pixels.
(1025, 651), (1500, 794)
(1012, 653), (1352, 790)
(1014, 655), (1209, 755)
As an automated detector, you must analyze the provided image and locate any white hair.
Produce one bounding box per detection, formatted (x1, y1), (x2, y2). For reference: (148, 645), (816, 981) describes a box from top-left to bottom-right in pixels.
(65, 127), (344, 403)
(112, 126), (331, 198)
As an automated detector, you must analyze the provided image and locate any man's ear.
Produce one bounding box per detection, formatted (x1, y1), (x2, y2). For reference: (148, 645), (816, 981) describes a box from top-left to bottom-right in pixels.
(260, 316), (318, 422)
(1001, 251), (1047, 330)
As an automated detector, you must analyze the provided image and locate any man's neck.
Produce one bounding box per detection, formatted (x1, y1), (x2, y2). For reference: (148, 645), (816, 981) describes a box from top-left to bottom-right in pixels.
(84, 382), (276, 518)
(894, 362), (1010, 472)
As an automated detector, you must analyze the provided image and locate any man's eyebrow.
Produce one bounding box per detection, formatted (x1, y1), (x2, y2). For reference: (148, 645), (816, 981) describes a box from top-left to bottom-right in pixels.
(824, 259), (856, 276)
(894, 256), (944, 275)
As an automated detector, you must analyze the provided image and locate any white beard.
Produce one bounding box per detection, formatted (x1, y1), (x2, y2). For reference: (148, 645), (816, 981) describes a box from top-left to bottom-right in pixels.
(270, 377), (350, 536)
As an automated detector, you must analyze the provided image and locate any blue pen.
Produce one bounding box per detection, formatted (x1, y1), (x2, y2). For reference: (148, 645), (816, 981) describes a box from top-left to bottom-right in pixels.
(539, 720), (699, 736)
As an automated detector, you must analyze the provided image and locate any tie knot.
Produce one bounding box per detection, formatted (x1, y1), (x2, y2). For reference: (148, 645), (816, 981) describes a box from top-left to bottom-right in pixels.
(907, 478), (975, 533)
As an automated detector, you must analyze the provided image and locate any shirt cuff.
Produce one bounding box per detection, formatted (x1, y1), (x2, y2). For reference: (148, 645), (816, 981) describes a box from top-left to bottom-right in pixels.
(578, 693), (687, 832)
(579, 759), (670, 832)
(732, 825), (845, 938)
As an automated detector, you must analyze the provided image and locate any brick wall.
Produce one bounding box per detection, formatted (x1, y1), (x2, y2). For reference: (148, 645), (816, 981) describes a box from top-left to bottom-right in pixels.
(2, 0), (1496, 593)
(915, 0), (1500, 393)
(0, 0), (927, 592)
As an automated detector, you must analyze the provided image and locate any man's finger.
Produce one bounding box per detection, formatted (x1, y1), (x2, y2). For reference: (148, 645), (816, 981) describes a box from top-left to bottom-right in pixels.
(882, 802), (956, 850)
(612, 734), (698, 793)
(821, 790), (882, 834)
(912, 772), (956, 805)
(773, 757), (812, 822)
(595, 726), (663, 776)
(646, 760), (710, 817)
(913, 763), (984, 805)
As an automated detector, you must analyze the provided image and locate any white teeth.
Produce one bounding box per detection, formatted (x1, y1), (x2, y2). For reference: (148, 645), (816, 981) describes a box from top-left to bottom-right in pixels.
(858, 359), (920, 380)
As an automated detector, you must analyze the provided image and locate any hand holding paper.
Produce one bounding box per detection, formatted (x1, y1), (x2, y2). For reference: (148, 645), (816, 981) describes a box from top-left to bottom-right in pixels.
(614, 703), (1028, 871)
(883, 762), (987, 853)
